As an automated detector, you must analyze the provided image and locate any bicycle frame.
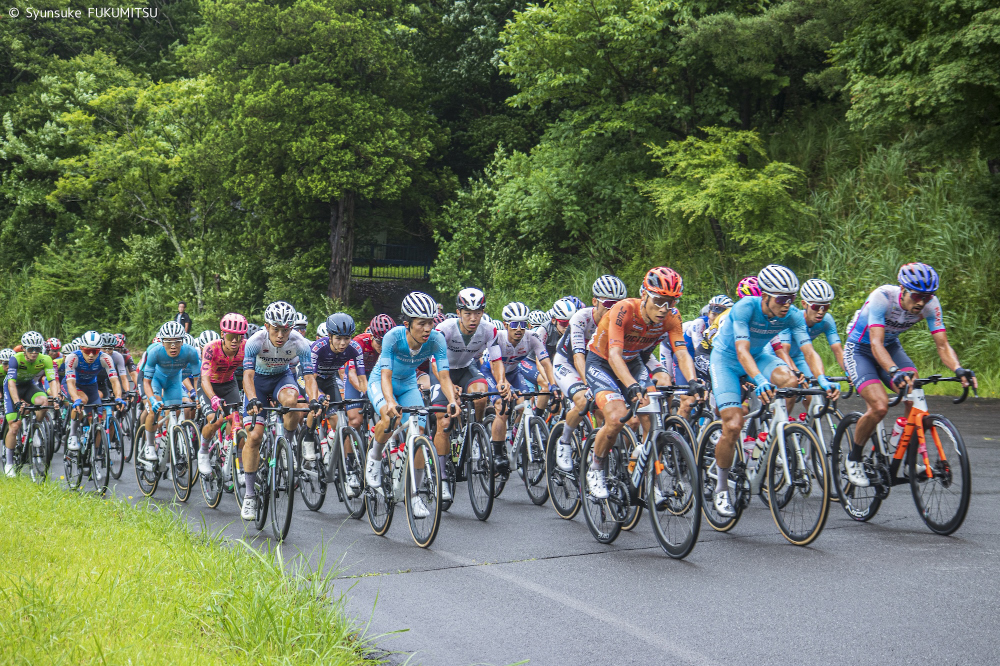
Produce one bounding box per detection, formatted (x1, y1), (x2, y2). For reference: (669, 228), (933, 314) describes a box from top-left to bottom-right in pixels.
(875, 386), (938, 479)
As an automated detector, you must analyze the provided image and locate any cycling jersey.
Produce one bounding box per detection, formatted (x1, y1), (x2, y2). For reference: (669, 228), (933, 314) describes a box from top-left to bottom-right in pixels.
(534, 321), (562, 360)
(350, 332), (380, 379)
(682, 316), (709, 357)
(243, 329), (314, 376)
(495, 329), (548, 374)
(434, 317), (502, 369)
(98, 350), (129, 389)
(142, 343), (200, 382)
(771, 312), (841, 379)
(6, 352), (55, 384)
(589, 298), (684, 362)
(711, 296), (810, 356)
(845, 284), (945, 345)
(557, 307), (599, 359)
(200, 339), (246, 384)
(372, 325), (449, 384)
(310, 337), (365, 379)
(64, 350), (118, 386)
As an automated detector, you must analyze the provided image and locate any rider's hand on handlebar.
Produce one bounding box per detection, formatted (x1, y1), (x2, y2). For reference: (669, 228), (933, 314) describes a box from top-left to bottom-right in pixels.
(210, 395), (223, 413)
(384, 399), (401, 421)
(816, 374), (840, 401)
(687, 378), (707, 402)
(955, 367), (978, 391)
(246, 397), (262, 416)
(752, 374), (776, 404)
(447, 401), (460, 418)
(624, 382), (645, 406)
(497, 381), (511, 401)
(891, 369), (914, 392)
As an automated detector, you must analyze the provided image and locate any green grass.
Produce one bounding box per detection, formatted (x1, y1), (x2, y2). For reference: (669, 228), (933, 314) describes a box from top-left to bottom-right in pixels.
(0, 480), (373, 665)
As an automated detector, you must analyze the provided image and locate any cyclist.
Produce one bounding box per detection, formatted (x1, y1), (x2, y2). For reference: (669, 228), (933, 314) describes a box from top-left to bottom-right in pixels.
(241, 301), (322, 520)
(4, 332), (60, 476)
(584, 267), (704, 498)
(113, 334), (139, 390)
(841, 263), (976, 487)
(736, 276), (761, 299)
(364, 292), (459, 519)
(98, 333), (131, 398)
(65, 330), (125, 453)
(519, 309), (553, 398)
(429, 288), (507, 502)
(345, 313), (395, 431)
(141, 322), (200, 464)
(534, 298), (578, 364)
(292, 311), (308, 336)
(552, 275), (628, 471)
(661, 294), (733, 419)
(708, 265), (840, 516)
(316, 322), (328, 341)
(45, 338), (62, 362)
(197, 313), (247, 476)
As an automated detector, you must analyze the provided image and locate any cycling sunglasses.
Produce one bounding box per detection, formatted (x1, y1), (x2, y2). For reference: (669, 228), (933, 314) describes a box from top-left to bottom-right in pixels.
(648, 294), (678, 309)
(80, 347), (101, 354)
(162, 339), (183, 347)
(907, 290), (935, 303)
(553, 318), (569, 327)
(507, 320), (528, 330)
(599, 299), (619, 309)
(708, 305), (727, 314)
(806, 302), (831, 313)
(25, 346), (43, 354)
(767, 293), (796, 305)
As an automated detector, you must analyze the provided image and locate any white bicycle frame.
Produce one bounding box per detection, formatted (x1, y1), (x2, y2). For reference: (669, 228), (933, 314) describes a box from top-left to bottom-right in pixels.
(386, 409), (430, 503)
(137, 406), (183, 471)
(738, 399), (802, 494)
(503, 399), (544, 469)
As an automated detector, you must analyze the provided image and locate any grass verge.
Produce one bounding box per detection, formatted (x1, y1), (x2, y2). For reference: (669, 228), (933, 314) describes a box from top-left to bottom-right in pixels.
(0, 479), (372, 665)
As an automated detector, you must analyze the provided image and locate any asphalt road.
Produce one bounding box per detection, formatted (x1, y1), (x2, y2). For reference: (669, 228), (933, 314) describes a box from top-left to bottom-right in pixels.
(60, 395), (1000, 665)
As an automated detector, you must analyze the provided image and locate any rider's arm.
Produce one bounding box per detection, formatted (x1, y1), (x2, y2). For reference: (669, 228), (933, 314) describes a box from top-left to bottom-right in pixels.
(608, 345), (638, 388)
(735, 339), (766, 380)
(799, 341), (827, 379)
(931, 330), (962, 373)
(775, 343), (798, 373)
(573, 352), (587, 382)
(380, 366), (395, 409)
(6, 357), (20, 403)
(672, 347), (698, 384)
(830, 342), (846, 374)
(867, 327), (897, 373)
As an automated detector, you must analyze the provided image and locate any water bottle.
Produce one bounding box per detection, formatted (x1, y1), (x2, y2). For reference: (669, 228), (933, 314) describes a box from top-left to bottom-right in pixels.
(888, 417), (906, 454)
(751, 433), (767, 470)
(742, 437), (756, 466)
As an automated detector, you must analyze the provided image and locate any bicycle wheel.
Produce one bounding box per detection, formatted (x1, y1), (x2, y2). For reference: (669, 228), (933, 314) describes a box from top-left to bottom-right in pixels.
(696, 421), (744, 532)
(466, 422), (495, 521)
(181, 420), (201, 486)
(170, 425), (193, 502)
(648, 429), (701, 559)
(366, 454), (394, 536)
(121, 408), (135, 463)
(809, 409), (842, 502)
(253, 441), (270, 531)
(134, 421), (159, 497)
(201, 441), (224, 509)
(27, 422), (49, 484)
(909, 415), (971, 535)
(231, 429), (247, 508)
(271, 436), (295, 542)
(521, 416), (550, 506)
(545, 422), (581, 520)
(90, 426), (110, 496)
(829, 412), (885, 522)
(580, 434), (624, 544)
(619, 426), (643, 531)
(767, 423), (829, 546)
(336, 427), (366, 519)
(107, 415), (125, 480)
(406, 435), (442, 548)
(299, 433), (328, 512)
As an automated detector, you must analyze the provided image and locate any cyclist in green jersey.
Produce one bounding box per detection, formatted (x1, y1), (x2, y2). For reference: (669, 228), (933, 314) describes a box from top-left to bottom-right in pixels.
(4, 332), (60, 476)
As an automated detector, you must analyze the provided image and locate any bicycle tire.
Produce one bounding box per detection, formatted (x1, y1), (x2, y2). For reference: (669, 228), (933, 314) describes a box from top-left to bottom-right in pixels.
(767, 423), (829, 546)
(253, 439), (271, 532)
(545, 421), (581, 520)
(580, 434), (623, 544)
(366, 454), (394, 536)
(231, 429), (247, 509)
(134, 421), (158, 497)
(467, 422), (495, 521)
(829, 411), (884, 522)
(336, 427), (366, 519)
(619, 425), (643, 531)
(26, 421), (48, 484)
(107, 414), (125, 480)
(170, 425), (193, 502)
(647, 429), (701, 559)
(522, 416), (550, 506)
(121, 408), (135, 463)
(201, 441), (224, 509)
(696, 420), (744, 532)
(298, 433), (328, 512)
(181, 419), (201, 487)
(406, 435), (442, 548)
(271, 436), (295, 542)
(910, 414), (970, 535)
(90, 425), (110, 496)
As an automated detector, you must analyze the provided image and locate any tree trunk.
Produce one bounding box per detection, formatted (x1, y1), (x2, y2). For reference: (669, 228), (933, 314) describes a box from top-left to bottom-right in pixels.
(327, 192), (356, 304)
(709, 216), (726, 254)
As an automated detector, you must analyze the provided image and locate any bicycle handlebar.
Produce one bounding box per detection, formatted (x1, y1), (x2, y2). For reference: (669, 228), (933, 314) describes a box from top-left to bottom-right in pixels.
(888, 375), (973, 407)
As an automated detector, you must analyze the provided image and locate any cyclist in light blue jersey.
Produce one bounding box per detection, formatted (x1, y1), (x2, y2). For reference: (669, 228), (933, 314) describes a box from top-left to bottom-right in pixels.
(709, 265), (840, 517)
(141, 321), (200, 461)
(364, 292), (459, 519)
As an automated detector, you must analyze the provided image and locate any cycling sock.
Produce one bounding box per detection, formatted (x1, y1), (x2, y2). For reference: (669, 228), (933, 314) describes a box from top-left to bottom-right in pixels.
(591, 454), (607, 471)
(492, 440), (505, 457)
(370, 438), (385, 459)
(559, 425), (574, 445)
(437, 454), (448, 478)
(5, 448), (12, 466)
(716, 466), (730, 493)
(200, 436), (210, 452)
(69, 420), (79, 438)
(848, 445), (863, 462)
(244, 471), (257, 497)
(533, 406), (545, 418)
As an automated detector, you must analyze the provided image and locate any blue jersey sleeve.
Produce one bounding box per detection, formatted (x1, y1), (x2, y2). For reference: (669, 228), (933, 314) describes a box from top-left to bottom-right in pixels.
(6, 356), (18, 382)
(378, 327), (406, 374)
(310, 339), (323, 372)
(821, 313), (841, 346)
(787, 309), (812, 349)
(924, 298), (945, 334)
(865, 289), (890, 331)
(142, 346), (160, 379)
(429, 330), (450, 373)
(184, 346), (201, 378)
(730, 298), (753, 343)
(349, 340), (366, 376)
(243, 335), (263, 371)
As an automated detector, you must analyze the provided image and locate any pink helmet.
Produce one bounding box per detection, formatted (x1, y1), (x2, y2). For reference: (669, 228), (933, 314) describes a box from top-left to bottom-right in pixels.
(737, 276), (761, 299)
(369, 313), (396, 338)
(220, 312), (249, 336)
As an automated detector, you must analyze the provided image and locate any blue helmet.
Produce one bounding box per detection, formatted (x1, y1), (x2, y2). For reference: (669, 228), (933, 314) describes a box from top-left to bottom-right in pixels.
(897, 263), (939, 292)
(563, 295), (585, 310)
(326, 312), (356, 337)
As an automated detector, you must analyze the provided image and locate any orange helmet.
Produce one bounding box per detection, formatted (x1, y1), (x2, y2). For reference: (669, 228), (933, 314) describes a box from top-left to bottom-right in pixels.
(642, 267), (683, 298)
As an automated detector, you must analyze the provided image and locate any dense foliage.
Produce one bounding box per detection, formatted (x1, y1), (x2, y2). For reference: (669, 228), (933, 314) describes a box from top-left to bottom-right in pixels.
(1, 0), (997, 390)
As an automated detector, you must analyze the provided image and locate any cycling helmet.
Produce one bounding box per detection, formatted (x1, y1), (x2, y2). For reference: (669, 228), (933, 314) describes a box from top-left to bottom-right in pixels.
(433, 312), (446, 325)
(113, 334), (126, 349)
(21, 331), (45, 349)
(501, 301), (530, 322)
(400, 292), (438, 320)
(708, 294), (734, 308)
(736, 276), (761, 299)
(482, 313), (493, 324)
(81, 330), (103, 348)
(551, 298), (578, 321)
(246, 323), (261, 337)
(326, 313), (356, 337)
(198, 330), (221, 347)
(46, 337), (62, 353)
(158, 321), (185, 341)
(592, 275), (627, 301)
(0, 349), (14, 362)
(799, 278), (835, 303)
(61, 343), (77, 355)
(184, 333), (196, 347)
(757, 264), (800, 295)
(100, 332), (116, 348)
(642, 266), (683, 297)
(369, 314), (396, 338)
(456, 287), (486, 311)
(444, 312), (459, 319)
(292, 311), (308, 329)
(220, 312), (248, 336)
(264, 301), (297, 327)
(71, 336), (83, 346)
(897, 262), (939, 292)
(528, 310), (551, 327)
(563, 295), (585, 310)
(316, 322), (328, 338)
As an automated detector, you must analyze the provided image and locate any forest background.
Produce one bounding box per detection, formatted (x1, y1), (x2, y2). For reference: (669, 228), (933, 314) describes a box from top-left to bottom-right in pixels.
(1, 0), (998, 393)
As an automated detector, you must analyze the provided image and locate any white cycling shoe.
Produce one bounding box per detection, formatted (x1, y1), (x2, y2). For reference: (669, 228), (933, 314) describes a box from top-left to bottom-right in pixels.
(586, 469), (609, 499)
(197, 450), (212, 476)
(556, 443), (574, 472)
(410, 495), (430, 519)
(144, 444), (157, 461)
(713, 490), (736, 517)
(4, 463), (15, 478)
(240, 495), (258, 520)
(365, 453), (382, 488)
(345, 472), (361, 498)
(67, 436), (81, 452)
(441, 480), (452, 502)
(302, 437), (316, 461)
(844, 459), (870, 487)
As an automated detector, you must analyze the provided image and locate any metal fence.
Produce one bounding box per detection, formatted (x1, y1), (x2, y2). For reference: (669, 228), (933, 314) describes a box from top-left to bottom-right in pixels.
(351, 243), (435, 280)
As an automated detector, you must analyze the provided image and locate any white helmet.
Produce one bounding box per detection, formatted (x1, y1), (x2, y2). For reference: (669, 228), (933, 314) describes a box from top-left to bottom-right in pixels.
(481, 313), (493, 325)
(0, 348), (14, 362)
(71, 337), (83, 346)
(501, 301), (530, 322)
(184, 333), (196, 347)
(81, 330), (102, 348)
(21, 331), (45, 349)
(198, 330), (221, 347)
(158, 321), (185, 341)
(292, 311), (308, 328)
(401, 291), (438, 319)
(708, 294), (734, 308)
(456, 287), (486, 311)
(264, 301), (297, 327)
(592, 275), (627, 301)
(528, 310), (551, 327)
(757, 264), (800, 295)
(316, 322), (328, 338)
(800, 278), (835, 303)
(62, 343), (77, 354)
(551, 298), (578, 320)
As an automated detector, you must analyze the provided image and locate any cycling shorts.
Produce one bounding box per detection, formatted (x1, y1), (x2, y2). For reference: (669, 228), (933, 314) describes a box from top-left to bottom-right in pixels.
(709, 346), (787, 412)
(367, 376), (426, 428)
(584, 351), (652, 410)
(66, 382), (101, 414)
(672, 361), (689, 387)
(786, 351), (813, 379)
(844, 341), (915, 393)
(244, 370), (300, 414)
(151, 373), (187, 407)
(4, 380), (46, 422)
(343, 378), (365, 410)
(519, 359), (541, 387)
(552, 352), (588, 400)
(317, 375), (343, 403)
(429, 364), (487, 406)
(197, 380), (242, 419)
(483, 364), (528, 396)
